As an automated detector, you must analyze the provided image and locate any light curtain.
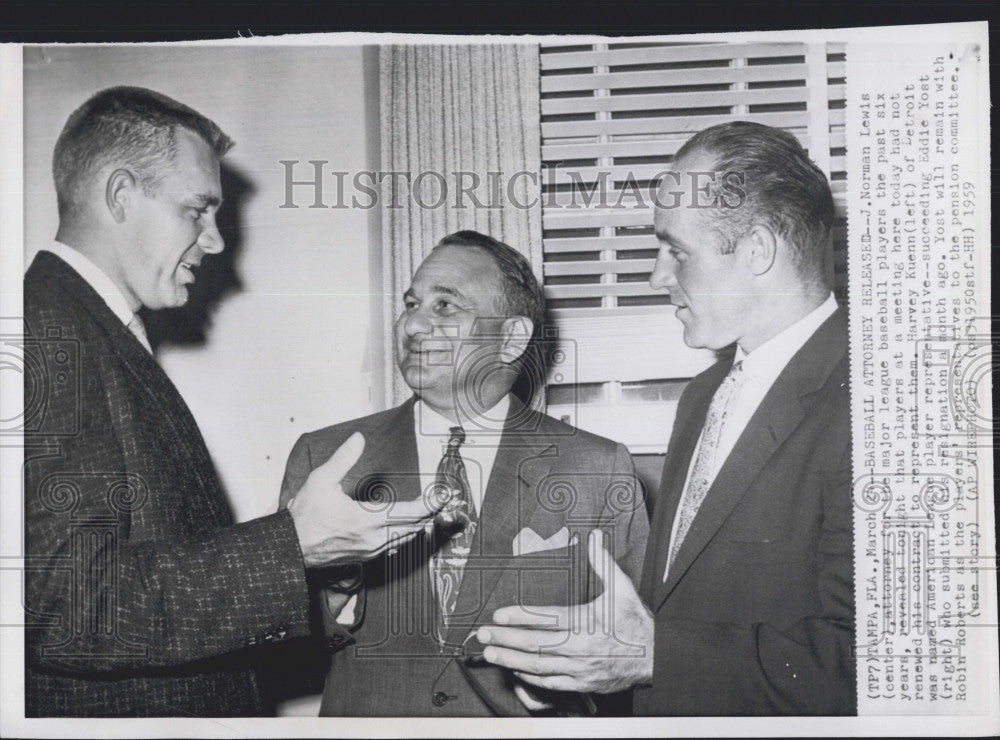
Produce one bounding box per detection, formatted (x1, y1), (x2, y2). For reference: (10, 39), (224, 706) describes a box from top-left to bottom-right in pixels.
(379, 43), (543, 408)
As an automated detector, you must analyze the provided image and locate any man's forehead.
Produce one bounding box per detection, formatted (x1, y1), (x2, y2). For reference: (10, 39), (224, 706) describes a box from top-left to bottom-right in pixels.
(408, 246), (504, 307)
(167, 130), (223, 197)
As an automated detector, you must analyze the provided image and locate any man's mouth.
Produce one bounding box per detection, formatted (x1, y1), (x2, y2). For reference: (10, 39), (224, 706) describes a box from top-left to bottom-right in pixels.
(178, 260), (199, 283)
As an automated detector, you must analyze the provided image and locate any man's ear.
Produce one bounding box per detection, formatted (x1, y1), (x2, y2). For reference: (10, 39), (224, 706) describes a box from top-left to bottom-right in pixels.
(500, 316), (533, 364)
(105, 168), (138, 224)
(743, 222), (778, 276)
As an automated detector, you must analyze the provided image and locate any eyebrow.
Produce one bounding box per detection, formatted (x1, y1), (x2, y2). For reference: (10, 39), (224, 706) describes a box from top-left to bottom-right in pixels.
(402, 285), (471, 303)
(189, 193), (223, 208)
(654, 226), (684, 248)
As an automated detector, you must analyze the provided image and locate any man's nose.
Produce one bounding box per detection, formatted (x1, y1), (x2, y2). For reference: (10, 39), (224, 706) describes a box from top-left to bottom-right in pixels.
(197, 216), (225, 254)
(648, 247), (676, 291)
(402, 306), (432, 337)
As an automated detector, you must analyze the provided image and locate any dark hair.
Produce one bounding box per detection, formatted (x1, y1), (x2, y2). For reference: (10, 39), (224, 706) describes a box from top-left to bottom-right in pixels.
(675, 121), (834, 282)
(435, 230), (545, 365)
(53, 86), (234, 221)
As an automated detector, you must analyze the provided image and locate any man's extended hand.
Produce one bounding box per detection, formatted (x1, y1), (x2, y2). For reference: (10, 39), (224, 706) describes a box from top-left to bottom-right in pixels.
(477, 529), (654, 694)
(287, 432), (441, 567)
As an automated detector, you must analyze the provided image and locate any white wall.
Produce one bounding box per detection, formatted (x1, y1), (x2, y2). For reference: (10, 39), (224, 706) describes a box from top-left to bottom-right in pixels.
(24, 44), (379, 521)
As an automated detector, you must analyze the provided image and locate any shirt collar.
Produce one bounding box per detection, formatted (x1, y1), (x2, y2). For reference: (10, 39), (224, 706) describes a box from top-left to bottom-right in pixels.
(41, 241), (136, 326)
(735, 293), (838, 378)
(414, 393), (511, 437)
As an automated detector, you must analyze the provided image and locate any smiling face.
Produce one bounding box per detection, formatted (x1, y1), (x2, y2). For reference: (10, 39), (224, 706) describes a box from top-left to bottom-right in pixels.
(116, 127), (224, 310)
(394, 245), (513, 419)
(649, 150), (755, 351)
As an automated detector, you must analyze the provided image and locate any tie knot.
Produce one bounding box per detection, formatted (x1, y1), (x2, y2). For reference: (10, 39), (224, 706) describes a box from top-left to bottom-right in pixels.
(447, 426), (466, 448)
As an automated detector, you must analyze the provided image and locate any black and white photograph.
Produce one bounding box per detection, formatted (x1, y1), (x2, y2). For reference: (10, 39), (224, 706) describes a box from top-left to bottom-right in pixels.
(0, 21), (994, 738)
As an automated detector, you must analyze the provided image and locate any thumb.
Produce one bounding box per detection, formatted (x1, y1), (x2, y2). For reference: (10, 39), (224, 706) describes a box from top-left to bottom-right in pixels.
(310, 431), (365, 489)
(587, 529), (628, 589)
(587, 528), (631, 595)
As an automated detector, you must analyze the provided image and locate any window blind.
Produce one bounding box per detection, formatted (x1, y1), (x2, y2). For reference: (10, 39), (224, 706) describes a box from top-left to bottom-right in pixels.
(539, 41), (847, 452)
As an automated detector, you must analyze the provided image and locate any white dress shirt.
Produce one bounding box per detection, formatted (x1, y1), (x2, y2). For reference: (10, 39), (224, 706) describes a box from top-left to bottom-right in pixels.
(337, 394), (511, 627)
(666, 293), (839, 563)
(40, 241), (151, 352)
(412, 393), (511, 515)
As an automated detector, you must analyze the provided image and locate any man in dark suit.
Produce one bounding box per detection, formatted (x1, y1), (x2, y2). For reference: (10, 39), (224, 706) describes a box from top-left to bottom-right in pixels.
(22, 86), (440, 717)
(478, 121), (855, 715)
(277, 231), (649, 716)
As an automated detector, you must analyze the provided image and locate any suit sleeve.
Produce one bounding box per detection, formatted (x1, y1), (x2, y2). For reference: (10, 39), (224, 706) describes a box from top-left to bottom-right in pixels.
(605, 442), (650, 585)
(23, 330), (312, 677)
(642, 438), (855, 715)
(25, 463), (312, 676)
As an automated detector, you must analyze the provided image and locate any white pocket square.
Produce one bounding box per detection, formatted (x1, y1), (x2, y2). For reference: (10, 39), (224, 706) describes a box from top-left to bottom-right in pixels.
(512, 526), (570, 556)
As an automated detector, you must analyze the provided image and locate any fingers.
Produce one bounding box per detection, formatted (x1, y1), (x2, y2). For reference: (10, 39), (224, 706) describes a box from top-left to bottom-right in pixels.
(389, 495), (444, 525)
(478, 625), (568, 654)
(481, 645), (574, 676)
(491, 604), (568, 629)
(312, 432), (366, 487)
(513, 682), (555, 712)
(512, 672), (582, 693)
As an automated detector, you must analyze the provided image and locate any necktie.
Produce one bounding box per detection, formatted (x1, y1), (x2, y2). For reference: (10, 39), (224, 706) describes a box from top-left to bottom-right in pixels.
(664, 360), (746, 581)
(429, 426), (476, 643)
(127, 313), (152, 354)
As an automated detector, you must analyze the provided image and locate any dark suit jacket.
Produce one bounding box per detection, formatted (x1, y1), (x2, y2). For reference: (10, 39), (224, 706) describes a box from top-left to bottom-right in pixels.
(634, 309), (856, 716)
(22, 251), (312, 717)
(278, 397), (649, 716)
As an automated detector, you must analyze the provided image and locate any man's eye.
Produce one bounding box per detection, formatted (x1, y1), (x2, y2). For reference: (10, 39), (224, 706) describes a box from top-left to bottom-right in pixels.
(669, 248), (686, 262)
(404, 299), (418, 311)
(436, 300), (458, 315)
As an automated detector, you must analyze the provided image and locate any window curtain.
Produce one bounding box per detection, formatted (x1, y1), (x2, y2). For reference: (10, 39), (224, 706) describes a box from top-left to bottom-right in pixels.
(378, 43), (543, 410)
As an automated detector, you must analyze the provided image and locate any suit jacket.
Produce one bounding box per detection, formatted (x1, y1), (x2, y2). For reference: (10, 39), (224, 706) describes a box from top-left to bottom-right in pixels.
(22, 251), (312, 717)
(278, 397), (649, 716)
(634, 309), (856, 716)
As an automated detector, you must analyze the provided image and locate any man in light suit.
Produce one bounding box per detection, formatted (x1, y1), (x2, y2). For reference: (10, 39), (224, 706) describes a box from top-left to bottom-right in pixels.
(277, 231), (649, 716)
(478, 122), (856, 715)
(23, 87), (439, 717)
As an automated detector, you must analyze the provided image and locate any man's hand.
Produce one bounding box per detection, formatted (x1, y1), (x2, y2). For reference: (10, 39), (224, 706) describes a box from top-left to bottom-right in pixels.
(287, 432), (441, 567)
(513, 681), (555, 712)
(477, 529), (654, 694)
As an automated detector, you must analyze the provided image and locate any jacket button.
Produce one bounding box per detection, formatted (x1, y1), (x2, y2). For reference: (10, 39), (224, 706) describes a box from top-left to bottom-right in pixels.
(432, 691), (449, 707)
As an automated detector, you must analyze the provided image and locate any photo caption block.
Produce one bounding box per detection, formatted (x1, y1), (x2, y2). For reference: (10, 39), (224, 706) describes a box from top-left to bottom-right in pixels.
(847, 37), (995, 715)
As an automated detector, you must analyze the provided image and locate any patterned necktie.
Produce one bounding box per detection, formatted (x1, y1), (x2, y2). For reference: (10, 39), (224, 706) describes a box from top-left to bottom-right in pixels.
(664, 360), (746, 581)
(429, 426), (477, 643)
(127, 313), (152, 354)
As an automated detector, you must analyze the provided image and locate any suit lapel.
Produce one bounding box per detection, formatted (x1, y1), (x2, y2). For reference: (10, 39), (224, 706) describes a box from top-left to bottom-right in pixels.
(651, 310), (848, 610)
(640, 369), (719, 603)
(37, 252), (232, 525)
(39, 253), (184, 409)
(446, 398), (555, 644)
(344, 398), (421, 504)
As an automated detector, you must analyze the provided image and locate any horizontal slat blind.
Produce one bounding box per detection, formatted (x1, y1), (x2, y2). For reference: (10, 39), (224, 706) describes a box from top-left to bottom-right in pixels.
(540, 41), (847, 313)
(539, 41), (847, 450)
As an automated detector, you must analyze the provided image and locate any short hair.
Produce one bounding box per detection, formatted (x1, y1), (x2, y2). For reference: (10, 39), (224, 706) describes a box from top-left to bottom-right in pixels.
(434, 230), (545, 367)
(53, 86), (234, 221)
(675, 121), (834, 281)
